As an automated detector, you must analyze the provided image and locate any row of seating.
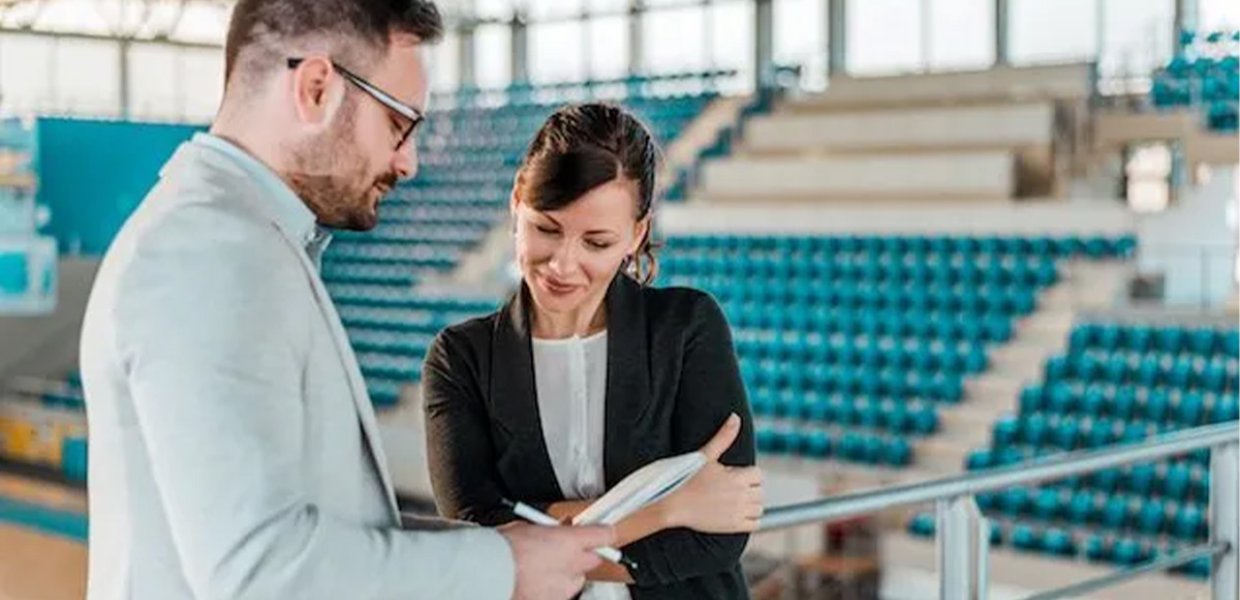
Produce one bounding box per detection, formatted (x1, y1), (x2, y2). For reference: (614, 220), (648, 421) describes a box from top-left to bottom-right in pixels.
(975, 485), (1209, 538)
(1152, 30), (1240, 131)
(907, 513), (1212, 578)
(1069, 322), (1240, 358)
(338, 305), (474, 334)
(989, 415), (1218, 466)
(333, 223), (493, 244)
(756, 423), (914, 466)
(740, 344), (986, 379)
(320, 262), (429, 288)
(731, 313), (1015, 344)
(671, 283), (1044, 316)
(347, 327), (438, 358)
(750, 393), (939, 436)
(382, 186), (508, 204)
(663, 257), (1061, 287)
(1044, 352), (1237, 393)
(423, 94), (714, 127)
(740, 362), (968, 403)
(428, 70), (734, 109)
(1017, 385), (1240, 427)
(325, 243), (462, 268)
(734, 332), (995, 364)
(662, 234), (1137, 260)
(378, 207), (504, 225)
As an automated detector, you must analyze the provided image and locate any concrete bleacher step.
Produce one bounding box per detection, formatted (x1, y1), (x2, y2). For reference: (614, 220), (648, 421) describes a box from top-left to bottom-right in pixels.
(660, 96), (746, 190)
(882, 533), (1206, 600)
(698, 151), (1019, 202)
(781, 63), (1093, 113)
(739, 103), (1056, 157)
(1094, 108), (1240, 170)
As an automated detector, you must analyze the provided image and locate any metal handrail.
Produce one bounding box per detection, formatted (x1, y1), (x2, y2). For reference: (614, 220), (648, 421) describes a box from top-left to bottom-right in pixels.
(1024, 542), (1230, 600)
(759, 422), (1238, 531)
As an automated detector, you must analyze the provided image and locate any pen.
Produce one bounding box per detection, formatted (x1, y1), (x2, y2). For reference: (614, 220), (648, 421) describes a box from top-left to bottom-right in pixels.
(500, 498), (638, 572)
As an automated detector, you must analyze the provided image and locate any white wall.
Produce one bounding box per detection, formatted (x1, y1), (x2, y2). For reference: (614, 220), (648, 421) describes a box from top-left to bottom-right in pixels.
(1137, 165), (1240, 307)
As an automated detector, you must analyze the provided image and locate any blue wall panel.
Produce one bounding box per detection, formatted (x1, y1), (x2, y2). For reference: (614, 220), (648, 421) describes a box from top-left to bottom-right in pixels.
(35, 118), (204, 256)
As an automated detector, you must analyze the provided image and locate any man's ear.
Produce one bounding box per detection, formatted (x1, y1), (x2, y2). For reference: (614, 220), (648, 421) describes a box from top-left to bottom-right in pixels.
(289, 56), (341, 125)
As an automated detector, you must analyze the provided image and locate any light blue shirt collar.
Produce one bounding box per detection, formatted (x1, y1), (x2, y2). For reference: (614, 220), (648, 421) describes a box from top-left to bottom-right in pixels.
(192, 132), (332, 267)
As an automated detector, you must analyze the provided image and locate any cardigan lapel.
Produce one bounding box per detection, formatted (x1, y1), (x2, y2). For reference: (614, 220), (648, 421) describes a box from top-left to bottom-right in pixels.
(602, 275), (654, 488)
(491, 284), (563, 497)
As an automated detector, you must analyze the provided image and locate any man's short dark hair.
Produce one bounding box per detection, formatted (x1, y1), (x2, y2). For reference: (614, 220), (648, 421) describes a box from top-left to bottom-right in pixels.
(223, 0), (444, 90)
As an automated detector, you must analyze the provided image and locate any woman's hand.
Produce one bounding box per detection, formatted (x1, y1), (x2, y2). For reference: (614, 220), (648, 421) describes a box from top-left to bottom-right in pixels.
(657, 414), (764, 533)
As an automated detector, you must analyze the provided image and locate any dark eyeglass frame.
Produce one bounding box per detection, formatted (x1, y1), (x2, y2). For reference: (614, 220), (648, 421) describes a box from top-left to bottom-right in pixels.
(287, 57), (425, 151)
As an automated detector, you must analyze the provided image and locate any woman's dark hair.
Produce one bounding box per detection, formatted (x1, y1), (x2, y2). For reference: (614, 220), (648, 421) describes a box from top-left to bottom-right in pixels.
(517, 102), (661, 286)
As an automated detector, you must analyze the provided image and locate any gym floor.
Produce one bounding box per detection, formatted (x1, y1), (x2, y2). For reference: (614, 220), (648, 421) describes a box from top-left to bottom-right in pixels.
(0, 474), (86, 600)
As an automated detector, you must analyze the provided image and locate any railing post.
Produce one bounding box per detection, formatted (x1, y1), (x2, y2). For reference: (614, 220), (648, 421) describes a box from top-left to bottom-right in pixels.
(936, 495), (989, 600)
(1211, 441), (1238, 600)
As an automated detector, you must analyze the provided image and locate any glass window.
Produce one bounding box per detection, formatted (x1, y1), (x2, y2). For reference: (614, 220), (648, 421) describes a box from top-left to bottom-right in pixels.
(1099, 0), (1173, 81)
(847, 0), (923, 75)
(710, 0), (754, 92)
(529, 0), (584, 20)
(128, 43), (180, 119)
(531, 20), (586, 83)
(1199, 0), (1240, 31)
(589, 16), (630, 80)
(167, 2), (231, 44)
(774, 0), (825, 68)
(178, 48), (223, 122)
(430, 31), (460, 93)
(476, 24), (513, 89)
(1009, 0), (1099, 65)
(589, 0), (629, 13)
(0, 35), (56, 115)
(927, 0), (994, 70)
(644, 5), (707, 74)
(475, 0), (517, 21)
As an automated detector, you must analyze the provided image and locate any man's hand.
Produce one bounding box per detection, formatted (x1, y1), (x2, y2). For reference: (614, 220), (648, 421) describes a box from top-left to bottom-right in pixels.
(500, 522), (616, 599)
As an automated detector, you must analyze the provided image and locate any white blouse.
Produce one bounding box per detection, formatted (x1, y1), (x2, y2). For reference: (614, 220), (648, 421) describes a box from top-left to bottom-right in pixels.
(532, 330), (631, 600)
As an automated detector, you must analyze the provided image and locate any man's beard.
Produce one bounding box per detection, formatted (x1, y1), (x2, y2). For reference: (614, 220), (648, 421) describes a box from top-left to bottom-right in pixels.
(286, 104), (391, 232)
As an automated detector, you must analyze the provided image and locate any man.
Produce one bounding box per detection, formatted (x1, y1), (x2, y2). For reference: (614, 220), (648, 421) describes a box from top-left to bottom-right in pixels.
(79, 0), (612, 598)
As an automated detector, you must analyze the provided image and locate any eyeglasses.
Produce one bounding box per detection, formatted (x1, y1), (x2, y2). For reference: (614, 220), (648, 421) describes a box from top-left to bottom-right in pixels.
(287, 57), (425, 151)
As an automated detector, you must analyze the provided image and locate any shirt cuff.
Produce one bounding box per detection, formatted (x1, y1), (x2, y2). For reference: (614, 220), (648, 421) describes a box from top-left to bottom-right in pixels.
(465, 527), (517, 599)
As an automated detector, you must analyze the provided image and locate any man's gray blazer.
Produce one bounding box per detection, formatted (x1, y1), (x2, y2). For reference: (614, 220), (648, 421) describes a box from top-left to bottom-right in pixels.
(79, 135), (514, 599)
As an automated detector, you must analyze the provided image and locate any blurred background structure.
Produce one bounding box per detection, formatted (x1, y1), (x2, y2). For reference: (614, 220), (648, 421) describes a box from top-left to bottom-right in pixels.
(0, 0), (1237, 598)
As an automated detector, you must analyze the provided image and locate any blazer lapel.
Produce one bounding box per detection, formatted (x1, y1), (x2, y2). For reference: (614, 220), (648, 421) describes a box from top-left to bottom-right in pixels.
(491, 285), (564, 498)
(602, 275), (653, 488)
(190, 145), (400, 520)
(300, 262), (402, 519)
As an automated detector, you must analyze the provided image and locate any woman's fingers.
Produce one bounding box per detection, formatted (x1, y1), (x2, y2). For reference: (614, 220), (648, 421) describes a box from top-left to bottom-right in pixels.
(725, 465), (763, 486)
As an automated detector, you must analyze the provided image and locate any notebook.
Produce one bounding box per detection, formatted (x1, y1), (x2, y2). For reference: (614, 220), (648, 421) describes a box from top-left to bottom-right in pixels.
(571, 451), (707, 526)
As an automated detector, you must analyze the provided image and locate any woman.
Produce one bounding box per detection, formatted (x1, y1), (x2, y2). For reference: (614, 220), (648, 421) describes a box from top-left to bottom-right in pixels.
(422, 103), (762, 599)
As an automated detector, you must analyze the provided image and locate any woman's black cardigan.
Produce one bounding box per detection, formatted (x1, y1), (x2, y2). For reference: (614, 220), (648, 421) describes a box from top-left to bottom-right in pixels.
(421, 274), (756, 599)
